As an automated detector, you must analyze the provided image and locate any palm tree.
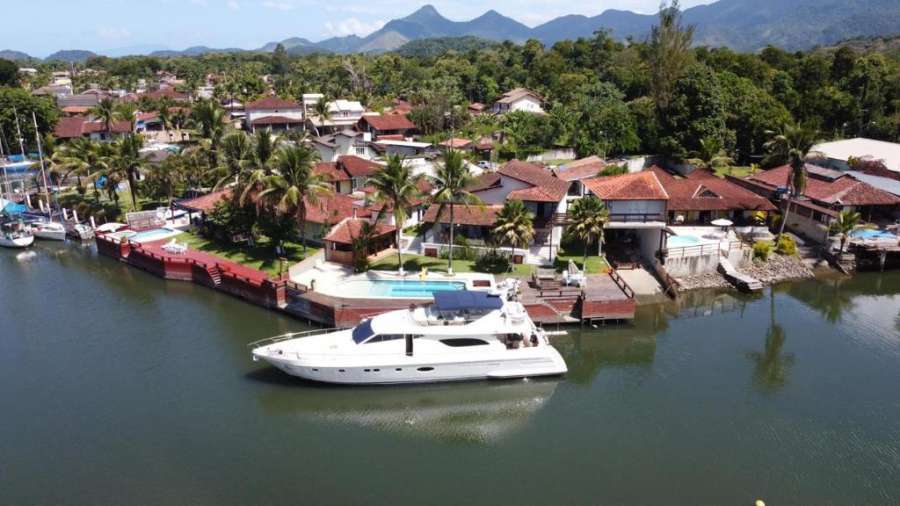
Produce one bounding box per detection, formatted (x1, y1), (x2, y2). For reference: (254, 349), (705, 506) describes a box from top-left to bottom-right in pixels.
(146, 154), (184, 208)
(311, 95), (332, 136)
(215, 131), (254, 189)
(253, 128), (280, 171)
(366, 154), (424, 272)
(115, 101), (138, 134)
(492, 199), (534, 263)
(430, 149), (482, 274)
(52, 137), (105, 200)
(566, 195), (610, 268)
(191, 99), (226, 167)
(156, 96), (174, 138)
(257, 144), (331, 253)
(686, 136), (733, 172)
(113, 134), (145, 210)
(830, 209), (872, 254)
(90, 98), (118, 139)
(764, 122), (818, 238)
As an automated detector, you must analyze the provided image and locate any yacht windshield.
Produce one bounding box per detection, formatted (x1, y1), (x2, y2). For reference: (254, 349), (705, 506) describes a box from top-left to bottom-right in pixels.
(351, 319), (375, 344)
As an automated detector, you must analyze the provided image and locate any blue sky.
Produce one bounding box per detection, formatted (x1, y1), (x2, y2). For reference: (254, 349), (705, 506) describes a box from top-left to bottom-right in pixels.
(4, 0), (715, 57)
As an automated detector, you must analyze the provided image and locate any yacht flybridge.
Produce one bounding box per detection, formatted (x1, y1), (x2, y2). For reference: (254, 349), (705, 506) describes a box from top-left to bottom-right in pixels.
(250, 291), (568, 385)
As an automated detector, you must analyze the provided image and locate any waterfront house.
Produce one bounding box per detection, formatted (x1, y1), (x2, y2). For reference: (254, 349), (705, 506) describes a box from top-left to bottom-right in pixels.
(420, 204), (504, 257)
(650, 167), (776, 224)
(809, 138), (900, 197)
(732, 164), (900, 242)
(323, 218), (396, 265)
(582, 171), (669, 263)
(357, 114), (416, 139)
(490, 88), (545, 115)
(244, 96), (304, 133)
(552, 156), (607, 197)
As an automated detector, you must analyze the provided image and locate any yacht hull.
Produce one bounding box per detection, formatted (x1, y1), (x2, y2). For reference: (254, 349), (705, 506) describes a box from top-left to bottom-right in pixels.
(255, 349), (568, 385)
(0, 235), (34, 248)
(33, 228), (67, 241)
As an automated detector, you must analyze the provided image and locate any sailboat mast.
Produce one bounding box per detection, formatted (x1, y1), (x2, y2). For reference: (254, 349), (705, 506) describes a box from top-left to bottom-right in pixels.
(32, 112), (52, 217)
(12, 108), (26, 158)
(0, 124), (9, 201)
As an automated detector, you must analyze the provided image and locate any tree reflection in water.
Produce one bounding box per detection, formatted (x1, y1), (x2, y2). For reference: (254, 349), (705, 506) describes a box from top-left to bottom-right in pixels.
(747, 287), (794, 392)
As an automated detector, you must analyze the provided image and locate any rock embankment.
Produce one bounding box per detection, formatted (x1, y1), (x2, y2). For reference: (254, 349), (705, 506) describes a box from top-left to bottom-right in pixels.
(676, 254), (815, 291)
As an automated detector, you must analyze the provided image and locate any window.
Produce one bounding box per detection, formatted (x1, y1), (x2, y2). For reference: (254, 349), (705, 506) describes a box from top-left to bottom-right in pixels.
(365, 334), (406, 344)
(417, 367), (434, 372)
(352, 319), (375, 344)
(354, 146), (366, 156)
(440, 338), (490, 347)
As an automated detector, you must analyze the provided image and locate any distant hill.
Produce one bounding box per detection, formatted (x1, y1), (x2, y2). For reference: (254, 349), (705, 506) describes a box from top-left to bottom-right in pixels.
(14, 0), (900, 59)
(395, 36), (499, 57)
(0, 49), (33, 61)
(45, 50), (96, 63)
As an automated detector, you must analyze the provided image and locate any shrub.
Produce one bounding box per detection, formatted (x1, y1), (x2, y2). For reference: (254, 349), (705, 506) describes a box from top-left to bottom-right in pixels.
(752, 240), (773, 261)
(775, 235), (797, 256)
(473, 250), (512, 273)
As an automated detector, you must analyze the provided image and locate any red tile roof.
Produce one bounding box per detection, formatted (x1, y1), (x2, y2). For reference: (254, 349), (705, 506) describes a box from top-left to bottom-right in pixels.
(245, 96), (301, 110)
(467, 172), (502, 192)
(649, 167), (775, 212)
(439, 138), (474, 149)
(54, 116), (131, 138)
(177, 189), (232, 212)
(359, 114), (416, 132)
(499, 160), (569, 202)
(314, 161), (350, 182)
(338, 155), (382, 178)
(422, 203), (502, 226)
(583, 171), (669, 201)
(553, 156), (607, 181)
(250, 115), (304, 126)
(304, 193), (371, 224)
(144, 87), (190, 101)
(324, 218), (395, 244)
(746, 164), (900, 207)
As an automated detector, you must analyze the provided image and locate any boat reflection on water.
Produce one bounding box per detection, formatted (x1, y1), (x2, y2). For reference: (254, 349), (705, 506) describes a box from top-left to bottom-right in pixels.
(254, 375), (560, 443)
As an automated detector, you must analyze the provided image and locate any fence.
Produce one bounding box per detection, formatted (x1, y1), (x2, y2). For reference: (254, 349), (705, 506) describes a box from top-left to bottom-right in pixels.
(665, 240), (745, 260)
(419, 242), (526, 263)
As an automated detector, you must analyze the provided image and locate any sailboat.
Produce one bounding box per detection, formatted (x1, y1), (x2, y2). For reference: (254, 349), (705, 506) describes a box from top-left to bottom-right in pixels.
(29, 111), (66, 241)
(0, 214), (34, 248)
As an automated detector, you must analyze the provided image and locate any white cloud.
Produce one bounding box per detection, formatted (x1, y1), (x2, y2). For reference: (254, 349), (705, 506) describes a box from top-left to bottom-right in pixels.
(97, 27), (132, 40)
(261, 0), (295, 10)
(227, 0), (240, 8)
(324, 17), (385, 37)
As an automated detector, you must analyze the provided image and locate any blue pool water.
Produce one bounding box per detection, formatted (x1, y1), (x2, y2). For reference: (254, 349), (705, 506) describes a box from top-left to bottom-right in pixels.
(850, 229), (896, 240)
(348, 279), (467, 298)
(668, 235), (701, 248)
(130, 228), (179, 243)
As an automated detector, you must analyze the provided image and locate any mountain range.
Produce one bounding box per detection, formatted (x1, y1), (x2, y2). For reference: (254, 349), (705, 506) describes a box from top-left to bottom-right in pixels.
(4, 0), (900, 62)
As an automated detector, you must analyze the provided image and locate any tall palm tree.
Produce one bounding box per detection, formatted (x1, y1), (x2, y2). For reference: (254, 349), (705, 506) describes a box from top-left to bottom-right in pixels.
(52, 137), (104, 200)
(115, 101), (138, 134)
(215, 131), (254, 189)
(366, 154), (424, 272)
(114, 134), (145, 210)
(90, 98), (118, 139)
(257, 144), (331, 253)
(311, 95), (332, 136)
(147, 154), (185, 208)
(830, 209), (872, 254)
(430, 149), (482, 274)
(156, 96), (174, 138)
(566, 195), (610, 268)
(253, 128), (280, 171)
(764, 122), (818, 238)
(492, 199), (534, 262)
(191, 99), (226, 167)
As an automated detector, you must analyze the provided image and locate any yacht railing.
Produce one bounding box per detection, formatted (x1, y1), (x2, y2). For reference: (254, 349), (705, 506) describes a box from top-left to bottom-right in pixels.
(247, 327), (347, 349)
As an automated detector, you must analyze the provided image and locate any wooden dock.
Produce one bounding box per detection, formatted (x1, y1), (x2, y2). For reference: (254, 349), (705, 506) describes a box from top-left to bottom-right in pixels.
(520, 269), (636, 325)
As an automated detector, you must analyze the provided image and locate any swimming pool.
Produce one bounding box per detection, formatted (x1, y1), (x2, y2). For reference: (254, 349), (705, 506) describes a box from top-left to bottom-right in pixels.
(668, 235), (701, 248)
(850, 229), (896, 240)
(344, 279), (467, 298)
(129, 227), (181, 243)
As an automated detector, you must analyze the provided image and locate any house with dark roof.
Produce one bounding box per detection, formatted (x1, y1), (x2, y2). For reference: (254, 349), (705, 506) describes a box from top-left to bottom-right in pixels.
(649, 167), (776, 224)
(731, 164), (900, 242)
(314, 156), (384, 194)
(54, 115), (132, 141)
(244, 96), (304, 133)
(357, 114), (416, 139)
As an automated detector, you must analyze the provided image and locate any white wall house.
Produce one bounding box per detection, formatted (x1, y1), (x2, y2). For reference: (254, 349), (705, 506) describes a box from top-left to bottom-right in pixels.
(491, 88), (545, 115)
(244, 96), (304, 132)
(311, 130), (376, 162)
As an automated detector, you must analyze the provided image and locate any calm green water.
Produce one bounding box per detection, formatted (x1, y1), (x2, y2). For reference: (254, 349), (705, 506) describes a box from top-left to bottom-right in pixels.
(2, 244), (900, 505)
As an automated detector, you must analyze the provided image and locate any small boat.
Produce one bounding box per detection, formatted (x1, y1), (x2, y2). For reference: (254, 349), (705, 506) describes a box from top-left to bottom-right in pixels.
(67, 223), (95, 241)
(0, 218), (34, 248)
(31, 221), (67, 241)
(250, 291), (568, 385)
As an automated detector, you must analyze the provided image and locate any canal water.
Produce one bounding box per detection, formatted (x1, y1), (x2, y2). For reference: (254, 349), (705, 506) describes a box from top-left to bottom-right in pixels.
(2, 243), (899, 505)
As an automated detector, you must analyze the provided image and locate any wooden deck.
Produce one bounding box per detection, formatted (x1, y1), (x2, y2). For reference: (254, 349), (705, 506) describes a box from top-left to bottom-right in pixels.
(519, 269), (636, 324)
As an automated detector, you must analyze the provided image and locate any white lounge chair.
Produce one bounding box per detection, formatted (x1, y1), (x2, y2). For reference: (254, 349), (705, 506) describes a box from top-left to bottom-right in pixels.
(562, 260), (586, 287)
(162, 239), (188, 255)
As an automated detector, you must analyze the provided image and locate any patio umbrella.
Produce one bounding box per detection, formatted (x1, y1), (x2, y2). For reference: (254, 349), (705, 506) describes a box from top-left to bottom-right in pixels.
(711, 218), (733, 227)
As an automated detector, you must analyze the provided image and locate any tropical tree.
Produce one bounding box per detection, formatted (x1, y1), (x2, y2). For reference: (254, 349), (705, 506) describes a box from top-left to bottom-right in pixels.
(257, 144), (331, 253)
(686, 136), (734, 171)
(366, 154), (424, 272)
(253, 128), (279, 171)
(492, 199), (534, 261)
(764, 122), (818, 238)
(311, 95), (332, 136)
(216, 131), (254, 189)
(829, 209), (871, 254)
(113, 134), (145, 210)
(145, 154), (184, 207)
(51, 137), (105, 200)
(191, 99), (227, 167)
(648, 0), (695, 113)
(90, 98), (119, 138)
(430, 149), (482, 274)
(156, 96), (174, 137)
(565, 195), (610, 267)
(115, 101), (138, 134)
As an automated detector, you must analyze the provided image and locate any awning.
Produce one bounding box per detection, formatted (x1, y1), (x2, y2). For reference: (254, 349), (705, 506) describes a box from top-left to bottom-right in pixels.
(433, 291), (503, 312)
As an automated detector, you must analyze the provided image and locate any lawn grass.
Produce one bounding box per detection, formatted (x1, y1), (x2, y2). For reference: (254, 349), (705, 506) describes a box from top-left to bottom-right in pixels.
(713, 166), (756, 179)
(555, 242), (610, 274)
(175, 231), (319, 278)
(369, 253), (536, 277)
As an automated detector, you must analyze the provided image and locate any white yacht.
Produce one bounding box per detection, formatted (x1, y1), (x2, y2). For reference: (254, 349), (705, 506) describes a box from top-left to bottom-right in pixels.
(0, 218), (34, 248)
(251, 291), (568, 385)
(31, 220), (67, 241)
